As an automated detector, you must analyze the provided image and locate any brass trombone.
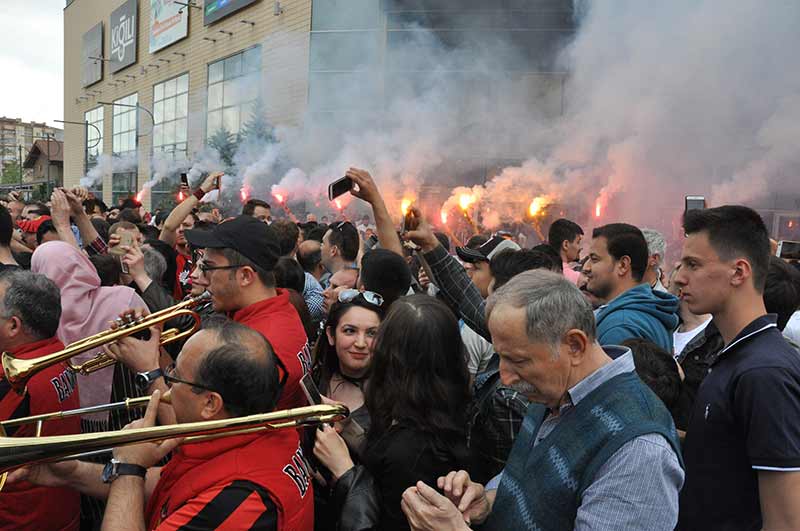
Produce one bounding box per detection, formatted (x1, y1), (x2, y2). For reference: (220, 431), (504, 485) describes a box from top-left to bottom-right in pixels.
(1, 293), (211, 394)
(0, 396), (154, 437)
(0, 403), (349, 475)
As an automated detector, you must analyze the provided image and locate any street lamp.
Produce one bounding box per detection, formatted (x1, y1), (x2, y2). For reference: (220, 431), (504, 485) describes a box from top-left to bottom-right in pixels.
(97, 101), (155, 138)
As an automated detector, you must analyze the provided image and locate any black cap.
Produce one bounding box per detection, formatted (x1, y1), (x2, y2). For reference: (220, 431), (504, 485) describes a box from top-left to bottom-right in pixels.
(184, 215), (280, 271)
(456, 235), (521, 263)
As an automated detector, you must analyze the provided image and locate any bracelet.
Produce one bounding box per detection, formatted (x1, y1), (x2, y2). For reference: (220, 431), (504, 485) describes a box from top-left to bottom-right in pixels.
(193, 188), (206, 201)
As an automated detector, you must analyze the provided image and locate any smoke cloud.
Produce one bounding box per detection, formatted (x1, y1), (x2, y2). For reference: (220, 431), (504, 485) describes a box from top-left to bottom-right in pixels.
(80, 1), (800, 238)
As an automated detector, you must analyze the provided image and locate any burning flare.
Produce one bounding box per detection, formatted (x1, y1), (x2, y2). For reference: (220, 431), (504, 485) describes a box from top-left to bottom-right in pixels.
(274, 193), (285, 204)
(334, 199), (343, 211)
(401, 198), (412, 216)
(595, 200), (602, 219)
(528, 197), (548, 217)
(136, 190), (146, 202)
(240, 186), (250, 203)
(440, 211), (448, 225)
(459, 194), (476, 211)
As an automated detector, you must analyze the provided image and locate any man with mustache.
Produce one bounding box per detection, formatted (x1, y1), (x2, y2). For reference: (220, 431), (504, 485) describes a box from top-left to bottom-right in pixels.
(401, 270), (683, 531)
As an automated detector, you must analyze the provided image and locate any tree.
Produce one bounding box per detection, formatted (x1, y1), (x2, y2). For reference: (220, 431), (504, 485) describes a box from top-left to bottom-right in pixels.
(207, 128), (239, 170)
(1, 161), (22, 185)
(238, 96), (276, 145)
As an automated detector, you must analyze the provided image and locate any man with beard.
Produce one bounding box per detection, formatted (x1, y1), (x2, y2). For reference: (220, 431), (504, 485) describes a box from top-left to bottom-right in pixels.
(582, 223), (679, 351)
(185, 216), (311, 409)
(401, 270), (683, 531)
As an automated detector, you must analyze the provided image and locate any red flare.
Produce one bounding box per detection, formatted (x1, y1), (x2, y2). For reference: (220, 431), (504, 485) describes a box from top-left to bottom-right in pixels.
(595, 201), (602, 218)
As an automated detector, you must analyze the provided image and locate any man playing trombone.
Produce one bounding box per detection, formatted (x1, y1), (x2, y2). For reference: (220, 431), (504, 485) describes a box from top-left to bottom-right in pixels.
(8, 318), (315, 531)
(0, 270), (81, 531)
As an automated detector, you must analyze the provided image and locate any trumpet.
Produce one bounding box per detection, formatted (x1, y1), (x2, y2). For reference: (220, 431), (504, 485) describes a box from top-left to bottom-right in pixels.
(0, 403), (349, 475)
(1, 292), (211, 394)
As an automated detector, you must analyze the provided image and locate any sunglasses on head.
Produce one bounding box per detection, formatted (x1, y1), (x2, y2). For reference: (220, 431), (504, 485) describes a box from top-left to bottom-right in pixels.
(338, 289), (384, 307)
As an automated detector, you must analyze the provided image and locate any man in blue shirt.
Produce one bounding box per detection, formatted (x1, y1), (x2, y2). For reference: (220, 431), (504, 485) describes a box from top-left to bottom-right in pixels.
(583, 223), (679, 351)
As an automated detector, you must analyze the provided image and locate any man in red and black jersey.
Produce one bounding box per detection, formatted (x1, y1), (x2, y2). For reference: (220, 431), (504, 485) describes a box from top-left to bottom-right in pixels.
(185, 216), (312, 409)
(0, 270), (80, 531)
(9, 318), (314, 531)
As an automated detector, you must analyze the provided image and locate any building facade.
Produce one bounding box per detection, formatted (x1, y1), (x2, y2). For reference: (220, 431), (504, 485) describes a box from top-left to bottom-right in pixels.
(64, 0), (575, 209)
(0, 117), (63, 180)
(64, 0), (312, 208)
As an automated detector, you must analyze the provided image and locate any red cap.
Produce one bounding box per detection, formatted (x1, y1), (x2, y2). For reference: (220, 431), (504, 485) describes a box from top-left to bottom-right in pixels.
(17, 215), (52, 233)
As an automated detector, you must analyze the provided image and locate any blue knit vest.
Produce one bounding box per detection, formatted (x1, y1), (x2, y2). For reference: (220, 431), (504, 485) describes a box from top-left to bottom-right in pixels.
(483, 371), (682, 531)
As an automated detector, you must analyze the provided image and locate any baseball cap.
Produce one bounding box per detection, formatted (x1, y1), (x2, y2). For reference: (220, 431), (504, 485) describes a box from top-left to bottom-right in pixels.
(17, 215), (52, 234)
(184, 215), (280, 271)
(456, 234), (521, 263)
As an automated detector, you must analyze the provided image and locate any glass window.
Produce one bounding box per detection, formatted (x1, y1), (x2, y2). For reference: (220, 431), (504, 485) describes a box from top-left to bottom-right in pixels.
(112, 93), (138, 156)
(311, 0), (380, 31)
(152, 73), (190, 208)
(112, 172), (136, 206)
(85, 106), (104, 197)
(111, 94), (138, 202)
(152, 73), (189, 158)
(206, 46), (262, 139)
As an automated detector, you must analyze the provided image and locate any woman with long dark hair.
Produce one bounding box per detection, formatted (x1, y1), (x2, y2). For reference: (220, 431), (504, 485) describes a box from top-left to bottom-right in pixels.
(310, 291), (384, 531)
(315, 294), (471, 531)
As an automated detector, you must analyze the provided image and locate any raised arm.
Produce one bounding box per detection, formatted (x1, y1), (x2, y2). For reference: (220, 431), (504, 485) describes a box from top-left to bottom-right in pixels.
(346, 168), (404, 258)
(404, 209), (490, 341)
(66, 187), (103, 252)
(159, 173), (219, 246)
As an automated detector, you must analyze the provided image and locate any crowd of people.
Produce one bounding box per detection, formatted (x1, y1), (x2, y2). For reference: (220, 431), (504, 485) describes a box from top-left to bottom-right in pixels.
(0, 166), (799, 531)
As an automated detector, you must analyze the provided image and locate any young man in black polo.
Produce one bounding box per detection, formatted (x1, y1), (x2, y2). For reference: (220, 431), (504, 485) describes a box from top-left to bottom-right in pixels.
(674, 205), (800, 531)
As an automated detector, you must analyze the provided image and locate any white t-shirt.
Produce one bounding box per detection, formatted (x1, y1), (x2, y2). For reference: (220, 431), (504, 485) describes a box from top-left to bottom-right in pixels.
(785, 311), (800, 345)
(673, 318), (712, 358)
(461, 322), (494, 375)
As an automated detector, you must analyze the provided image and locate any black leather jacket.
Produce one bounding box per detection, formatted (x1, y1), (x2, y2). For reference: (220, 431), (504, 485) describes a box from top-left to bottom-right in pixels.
(677, 320), (725, 403)
(332, 465), (380, 531)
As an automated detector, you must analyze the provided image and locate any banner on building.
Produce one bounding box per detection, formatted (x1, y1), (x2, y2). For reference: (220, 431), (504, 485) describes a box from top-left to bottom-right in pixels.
(110, 0), (138, 73)
(150, 0), (189, 53)
(82, 22), (104, 87)
(204, 0), (259, 25)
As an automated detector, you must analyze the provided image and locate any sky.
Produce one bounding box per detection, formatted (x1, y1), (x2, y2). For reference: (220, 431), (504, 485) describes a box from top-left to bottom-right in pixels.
(0, 1), (64, 127)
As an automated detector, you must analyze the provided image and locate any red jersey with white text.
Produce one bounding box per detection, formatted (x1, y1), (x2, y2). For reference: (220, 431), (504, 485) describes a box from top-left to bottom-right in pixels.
(145, 430), (314, 531)
(232, 290), (311, 409)
(0, 337), (80, 531)
(174, 251), (192, 300)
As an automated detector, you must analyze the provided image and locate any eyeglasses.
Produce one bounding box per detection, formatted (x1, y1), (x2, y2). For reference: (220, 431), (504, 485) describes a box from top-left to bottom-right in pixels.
(199, 263), (244, 274)
(164, 363), (218, 394)
(338, 289), (384, 307)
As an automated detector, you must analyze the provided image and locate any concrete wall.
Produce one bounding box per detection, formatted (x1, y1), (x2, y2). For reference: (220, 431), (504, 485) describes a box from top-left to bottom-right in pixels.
(64, 0), (312, 207)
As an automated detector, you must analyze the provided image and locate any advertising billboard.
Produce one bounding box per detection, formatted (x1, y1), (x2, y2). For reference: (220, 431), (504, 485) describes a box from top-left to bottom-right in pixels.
(82, 22), (104, 87)
(204, 0), (259, 25)
(110, 0), (138, 73)
(150, 0), (189, 53)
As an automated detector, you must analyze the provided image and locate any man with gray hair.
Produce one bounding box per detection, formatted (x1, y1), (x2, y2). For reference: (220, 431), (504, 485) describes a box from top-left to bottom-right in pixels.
(0, 270), (81, 529)
(401, 270), (683, 531)
(641, 228), (668, 293)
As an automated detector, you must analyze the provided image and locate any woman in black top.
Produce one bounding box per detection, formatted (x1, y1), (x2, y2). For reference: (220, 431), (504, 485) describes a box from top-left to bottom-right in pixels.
(316, 294), (471, 531)
(310, 291), (385, 530)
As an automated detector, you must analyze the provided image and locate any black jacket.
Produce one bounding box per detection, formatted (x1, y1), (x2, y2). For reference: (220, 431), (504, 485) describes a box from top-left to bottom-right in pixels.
(330, 466), (380, 531)
(677, 320), (725, 403)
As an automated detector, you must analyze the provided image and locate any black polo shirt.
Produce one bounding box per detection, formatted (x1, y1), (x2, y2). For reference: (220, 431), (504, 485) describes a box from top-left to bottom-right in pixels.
(678, 315), (800, 531)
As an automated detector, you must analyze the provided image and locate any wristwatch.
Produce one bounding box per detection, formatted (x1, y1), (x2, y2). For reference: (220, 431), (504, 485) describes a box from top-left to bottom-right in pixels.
(135, 368), (163, 391)
(102, 458), (146, 484)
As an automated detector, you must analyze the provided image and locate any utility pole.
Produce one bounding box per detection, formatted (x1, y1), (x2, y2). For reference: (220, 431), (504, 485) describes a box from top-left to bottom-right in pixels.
(45, 132), (52, 196)
(17, 144), (23, 186)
